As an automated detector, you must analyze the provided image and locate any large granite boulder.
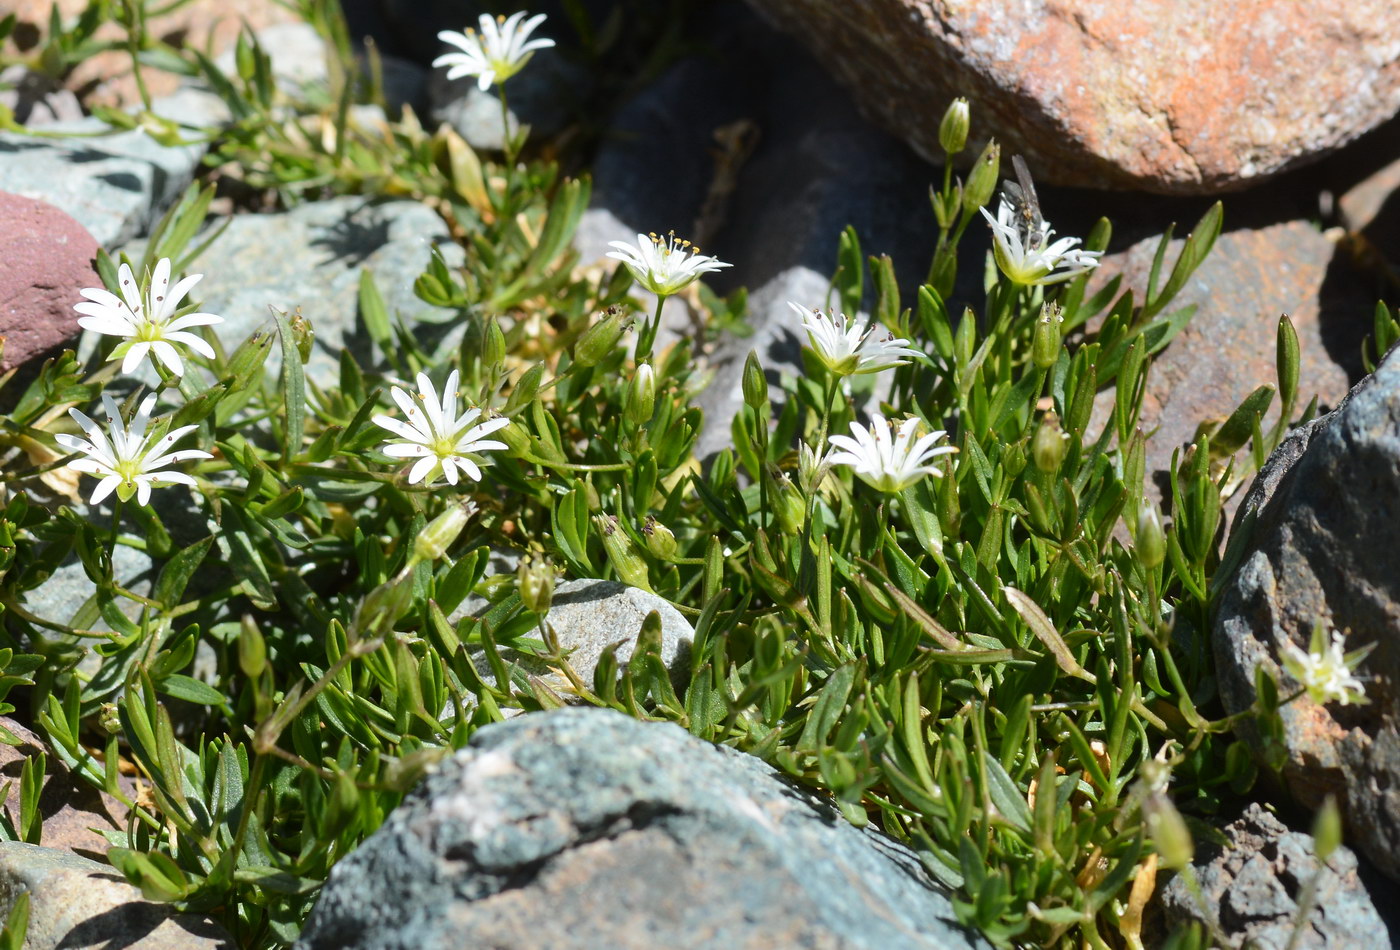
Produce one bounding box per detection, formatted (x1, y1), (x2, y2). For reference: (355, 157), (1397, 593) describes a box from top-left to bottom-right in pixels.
(297, 707), (989, 950)
(744, 0), (1400, 194)
(1214, 346), (1400, 881)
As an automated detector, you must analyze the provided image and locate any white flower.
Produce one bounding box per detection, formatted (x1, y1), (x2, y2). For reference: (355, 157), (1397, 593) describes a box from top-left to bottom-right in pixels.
(980, 198), (1101, 286)
(828, 415), (957, 494)
(1281, 626), (1368, 707)
(74, 258), (222, 376)
(373, 370), (509, 486)
(606, 231), (732, 297)
(433, 12), (554, 92)
(789, 301), (921, 377)
(55, 393), (210, 506)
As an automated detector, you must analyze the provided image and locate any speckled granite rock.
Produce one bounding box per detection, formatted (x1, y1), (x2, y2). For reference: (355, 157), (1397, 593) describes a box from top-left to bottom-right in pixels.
(1151, 804), (1391, 949)
(744, 0), (1400, 194)
(174, 197), (465, 386)
(0, 842), (233, 949)
(1214, 346), (1400, 881)
(296, 708), (989, 950)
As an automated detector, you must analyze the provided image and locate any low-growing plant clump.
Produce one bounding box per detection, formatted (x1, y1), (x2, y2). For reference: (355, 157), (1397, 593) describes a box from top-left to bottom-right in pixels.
(0, 2), (1389, 948)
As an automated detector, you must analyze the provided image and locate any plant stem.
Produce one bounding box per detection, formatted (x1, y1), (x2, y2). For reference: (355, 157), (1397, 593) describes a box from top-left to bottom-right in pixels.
(635, 294), (667, 363)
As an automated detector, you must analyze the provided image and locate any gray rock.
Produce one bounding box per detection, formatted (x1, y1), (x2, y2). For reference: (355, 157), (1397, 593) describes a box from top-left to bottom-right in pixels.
(296, 707), (990, 950)
(215, 22), (328, 97)
(1151, 804), (1391, 949)
(0, 842), (233, 949)
(0, 66), (83, 126)
(428, 49), (584, 151)
(451, 578), (693, 705)
(575, 8), (938, 460)
(1214, 345), (1400, 881)
(178, 197), (465, 387)
(0, 116), (203, 248)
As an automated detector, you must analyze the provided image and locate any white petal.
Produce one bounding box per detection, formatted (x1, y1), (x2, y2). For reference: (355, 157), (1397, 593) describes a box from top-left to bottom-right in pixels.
(407, 455), (438, 485)
(373, 415), (428, 443)
(165, 312), (223, 331)
(164, 332), (217, 359)
(90, 475), (122, 504)
(151, 342), (186, 375)
(121, 343), (151, 375)
(382, 443), (432, 458)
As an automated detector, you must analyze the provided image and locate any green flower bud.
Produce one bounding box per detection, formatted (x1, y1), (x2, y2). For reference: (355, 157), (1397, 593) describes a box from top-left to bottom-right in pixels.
(626, 363), (657, 426)
(963, 139), (1001, 210)
(1032, 303), (1063, 370)
(641, 515), (678, 560)
(497, 420), (533, 458)
(1136, 501), (1167, 570)
(517, 556), (556, 615)
(773, 472), (806, 535)
(939, 97), (970, 156)
(594, 514), (653, 592)
(1032, 412), (1068, 474)
(482, 315), (506, 369)
(573, 306), (628, 368)
(504, 362), (544, 414)
(290, 308), (314, 364)
(412, 501), (476, 565)
(742, 350), (769, 411)
(99, 702), (121, 735)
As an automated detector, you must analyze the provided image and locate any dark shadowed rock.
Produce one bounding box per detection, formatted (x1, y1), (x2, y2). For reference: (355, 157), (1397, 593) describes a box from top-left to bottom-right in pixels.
(1214, 346), (1400, 881)
(1150, 803), (1391, 949)
(0, 842), (233, 949)
(744, 0), (1400, 195)
(297, 707), (989, 950)
(574, 7), (941, 460)
(0, 191), (98, 371)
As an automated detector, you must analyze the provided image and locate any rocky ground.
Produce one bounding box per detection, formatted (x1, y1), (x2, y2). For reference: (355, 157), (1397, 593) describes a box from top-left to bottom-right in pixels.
(1, 0), (1399, 947)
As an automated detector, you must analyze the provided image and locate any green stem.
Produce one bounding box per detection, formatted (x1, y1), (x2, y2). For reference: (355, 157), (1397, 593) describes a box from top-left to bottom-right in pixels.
(635, 294), (667, 364)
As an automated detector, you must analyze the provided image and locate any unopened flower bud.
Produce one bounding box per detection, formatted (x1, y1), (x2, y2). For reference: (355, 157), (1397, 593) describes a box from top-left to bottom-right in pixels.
(573, 306), (628, 368)
(594, 514), (652, 591)
(1032, 303), (1063, 370)
(742, 350), (769, 411)
(497, 420), (533, 457)
(939, 97), (970, 156)
(772, 472), (806, 535)
(290, 308), (314, 364)
(1136, 502), (1166, 570)
(641, 515), (678, 559)
(963, 139), (1001, 210)
(99, 702), (121, 735)
(482, 315), (506, 369)
(517, 556), (556, 615)
(1032, 412), (1068, 474)
(413, 501), (476, 564)
(626, 363), (656, 426)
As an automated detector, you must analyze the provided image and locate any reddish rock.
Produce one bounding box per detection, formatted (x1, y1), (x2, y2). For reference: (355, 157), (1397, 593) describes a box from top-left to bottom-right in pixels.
(0, 191), (98, 371)
(0, 717), (130, 860)
(1089, 221), (1369, 505)
(745, 0), (1400, 194)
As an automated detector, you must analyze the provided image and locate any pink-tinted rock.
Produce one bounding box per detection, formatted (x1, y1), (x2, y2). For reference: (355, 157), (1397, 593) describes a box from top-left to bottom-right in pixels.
(744, 0), (1400, 194)
(0, 191), (97, 371)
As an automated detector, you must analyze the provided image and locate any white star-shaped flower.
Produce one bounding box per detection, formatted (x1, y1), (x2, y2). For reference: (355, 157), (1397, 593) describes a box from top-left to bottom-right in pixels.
(789, 301), (922, 377)
(372, 370), (509, 486)
(1281, 626), (1368, 707)
(55, 393), (210, 506)
(433, 11), (555, 92)
(980, 198), (1101, 286)
(74, 258), (222, 376)
(828, 415), (957, 494)
(606, 231), (732, 297)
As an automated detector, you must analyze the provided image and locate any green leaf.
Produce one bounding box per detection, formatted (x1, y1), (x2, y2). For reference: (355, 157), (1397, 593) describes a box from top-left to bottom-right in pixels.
(798, 664), (856, 752)
(1144, 202), (1222, 320)
(157, 674), (229, 709)
(154, 536), (213, 609)
(272, 307), (306, 463)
